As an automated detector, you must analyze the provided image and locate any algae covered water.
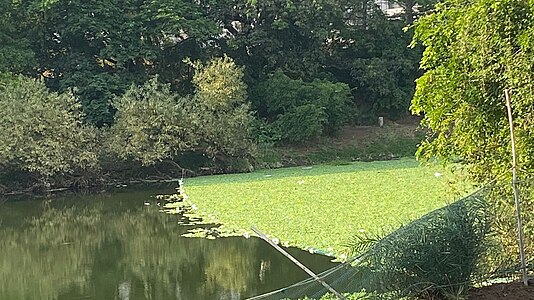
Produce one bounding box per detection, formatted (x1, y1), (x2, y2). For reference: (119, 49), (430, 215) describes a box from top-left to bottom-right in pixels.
(0, 185), (335, 300)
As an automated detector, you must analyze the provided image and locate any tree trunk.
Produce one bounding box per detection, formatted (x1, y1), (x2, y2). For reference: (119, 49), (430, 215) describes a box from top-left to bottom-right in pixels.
(405, 0), (414, 24)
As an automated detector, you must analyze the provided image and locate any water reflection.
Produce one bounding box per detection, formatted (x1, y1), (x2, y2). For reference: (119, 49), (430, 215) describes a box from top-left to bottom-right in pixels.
(0, 188), (335, 300)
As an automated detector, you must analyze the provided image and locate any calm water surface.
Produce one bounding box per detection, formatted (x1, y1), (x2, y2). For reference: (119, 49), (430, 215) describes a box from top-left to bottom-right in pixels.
(0, 185), (336, 300)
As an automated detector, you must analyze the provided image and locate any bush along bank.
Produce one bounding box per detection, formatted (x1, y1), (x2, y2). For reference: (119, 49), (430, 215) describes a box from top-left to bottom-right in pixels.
(0, 61), (423, 195)
(0, 58), (257, 195)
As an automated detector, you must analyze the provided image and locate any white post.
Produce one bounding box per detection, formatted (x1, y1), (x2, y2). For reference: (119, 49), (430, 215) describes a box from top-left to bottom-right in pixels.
(504, 89), (528, 286)
(378, 116), (384, 128)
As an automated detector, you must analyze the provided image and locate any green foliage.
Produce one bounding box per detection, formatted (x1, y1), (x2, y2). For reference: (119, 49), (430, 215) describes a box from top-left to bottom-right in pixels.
(191, 56), (247, 109)
(107, 77), (196, 166)
(334, 19), (421, 121)
(0, 0), (35, 73)
(253, 126), (423, 169)
(0, 74), (99, 179)
(36, 0), (220, 126)
(214, 0), (344, 79)
(411, 0), (534, 280)
(188, 57), (256, 168)
(363, 130), (424, 158)
(0, 0), (431, 185)
(185, 158), (456, 254)
(274, 192), (490, 300)
(109, 57), (255, 171)
(252, 71), (352, 143)
(411, 0), (534, 182)
(480, 181), (534, 273)
(349, 196), (490, 299)
(1, 0), (424, 128)
(349, 51), (418, 119)
(272, 104), (328, 143)
(215, 0), (420, 121)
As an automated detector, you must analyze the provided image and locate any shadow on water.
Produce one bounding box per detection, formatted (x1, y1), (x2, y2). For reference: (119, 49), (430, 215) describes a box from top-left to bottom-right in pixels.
(0, 185), (336, 300)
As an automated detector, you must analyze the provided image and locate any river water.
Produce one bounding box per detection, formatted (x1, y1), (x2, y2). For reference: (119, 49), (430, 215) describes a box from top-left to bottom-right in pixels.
(0, 185), (336, 300)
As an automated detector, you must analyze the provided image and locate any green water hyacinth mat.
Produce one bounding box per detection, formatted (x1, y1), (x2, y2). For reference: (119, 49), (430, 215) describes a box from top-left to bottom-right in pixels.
(165, 158), (469, 256)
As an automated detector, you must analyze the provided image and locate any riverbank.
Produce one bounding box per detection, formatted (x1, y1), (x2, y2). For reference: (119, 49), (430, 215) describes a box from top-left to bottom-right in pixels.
(0, 122), (424, 197)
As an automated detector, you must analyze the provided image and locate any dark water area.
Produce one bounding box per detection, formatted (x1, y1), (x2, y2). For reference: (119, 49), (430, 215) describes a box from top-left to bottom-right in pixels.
(0, 185), (336, 300)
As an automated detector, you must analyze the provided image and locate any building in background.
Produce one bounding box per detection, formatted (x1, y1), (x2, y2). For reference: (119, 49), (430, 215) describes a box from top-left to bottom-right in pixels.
(376, 0), (404, 17)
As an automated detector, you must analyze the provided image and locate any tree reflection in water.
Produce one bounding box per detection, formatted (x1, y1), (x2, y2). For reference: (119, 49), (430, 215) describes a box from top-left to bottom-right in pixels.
(0, 189), (335, 300)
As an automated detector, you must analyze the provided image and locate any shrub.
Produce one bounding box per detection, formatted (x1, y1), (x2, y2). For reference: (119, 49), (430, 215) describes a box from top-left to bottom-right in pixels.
(271, 104), (327, 143)
(251, 71), (352, 143)
(107, 77), (196, 166)
(108, 57), (256, 172)
(346, 195), (491, 299)
(0, 74), (99, 180)
(411, 0), (534, 274)
(188, 57), (256, 170)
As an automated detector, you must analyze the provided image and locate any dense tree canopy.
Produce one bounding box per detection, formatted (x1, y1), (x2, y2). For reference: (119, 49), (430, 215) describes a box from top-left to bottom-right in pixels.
(215, 0), (421, 119)
(412, 0), (534, 182)
(109, 57), (255, 170)
(0, 0), (430, 188)
(0, 0), (422, 126)
(251, 71), (352, 143)
(412, 0), (534, 265)
(36, 0), (220, 126)
(0, 0), (35, 73)
(0, 75), (99, 179)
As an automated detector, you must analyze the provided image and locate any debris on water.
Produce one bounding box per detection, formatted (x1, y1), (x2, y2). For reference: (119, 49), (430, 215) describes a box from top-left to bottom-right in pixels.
(307, 247), (335, 257)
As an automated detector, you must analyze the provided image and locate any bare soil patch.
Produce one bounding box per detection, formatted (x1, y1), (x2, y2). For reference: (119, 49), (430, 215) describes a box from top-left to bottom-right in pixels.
(289, 119), (423, 152)
(468, 281), (534, 300)
(335, 122), (422, 145)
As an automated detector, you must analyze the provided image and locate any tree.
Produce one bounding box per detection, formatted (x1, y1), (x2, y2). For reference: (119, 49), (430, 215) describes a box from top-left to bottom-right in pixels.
(0, 0), (35, 73)
(411, 0), (534, 264)
(0, 74), (99, 180)
(211, 0), (419, 121)
(251, 71), (352, 143)
(36, 0), (220, 126)
(188, 56), (256, 168)
(412, 0), (534, 182)
(109, 57), (255, 171)
(324, 11), (421, 121)
(107, 77), (196, 167)
(212, 0), (341, 81)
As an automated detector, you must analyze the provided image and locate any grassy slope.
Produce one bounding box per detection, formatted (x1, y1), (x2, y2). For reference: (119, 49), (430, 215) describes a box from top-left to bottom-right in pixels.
(185, 158), (466, 255)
